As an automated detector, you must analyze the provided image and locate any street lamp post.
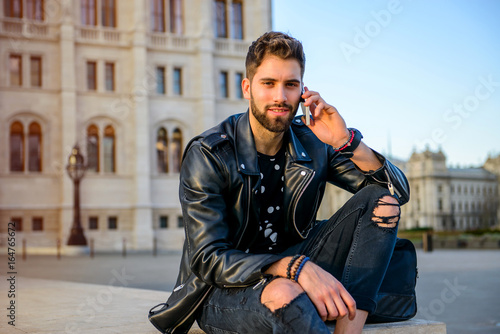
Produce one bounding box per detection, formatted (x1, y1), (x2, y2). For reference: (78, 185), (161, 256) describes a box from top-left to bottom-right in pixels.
(66, 145), (87, 246)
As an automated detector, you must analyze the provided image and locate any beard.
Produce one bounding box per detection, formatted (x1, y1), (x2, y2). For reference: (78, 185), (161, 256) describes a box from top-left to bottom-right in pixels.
(250, 95), (299, 133)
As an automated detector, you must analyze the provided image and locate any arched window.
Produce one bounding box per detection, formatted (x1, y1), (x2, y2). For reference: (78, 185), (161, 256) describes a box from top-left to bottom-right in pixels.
(156, 128), (168, 173)
(103, 125), (116, 173)
(87, 125), (99, 172)
(28, 122), (42, 172)
(10, 121), (24, 172)
(171, 128), (183, 173)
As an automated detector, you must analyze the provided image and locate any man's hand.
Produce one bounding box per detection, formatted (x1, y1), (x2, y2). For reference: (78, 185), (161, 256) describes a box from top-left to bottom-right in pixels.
(301, 87), (383, 172)
(301, 87), (350, 149)
(265, 257), (356, 321)
(297, 261), (357, 322)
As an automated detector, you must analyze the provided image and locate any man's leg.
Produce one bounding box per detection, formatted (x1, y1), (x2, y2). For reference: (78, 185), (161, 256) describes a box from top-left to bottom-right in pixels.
(198, 185), (400, 334)
(280, 184), (400, 333)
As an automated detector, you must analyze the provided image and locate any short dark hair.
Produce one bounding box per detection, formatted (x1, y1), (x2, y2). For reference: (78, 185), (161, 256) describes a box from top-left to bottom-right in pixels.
(245, 31), (305, 81)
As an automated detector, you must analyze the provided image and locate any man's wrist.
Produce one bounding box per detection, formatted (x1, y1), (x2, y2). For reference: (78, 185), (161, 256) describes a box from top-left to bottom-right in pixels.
(265, 256), (292, 277)
(334, 128), (363, 158)
(331, 130), (351, 149)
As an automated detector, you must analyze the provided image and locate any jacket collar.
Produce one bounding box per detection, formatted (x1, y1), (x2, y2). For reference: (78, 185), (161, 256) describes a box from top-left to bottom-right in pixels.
(234, 111), (312, 175)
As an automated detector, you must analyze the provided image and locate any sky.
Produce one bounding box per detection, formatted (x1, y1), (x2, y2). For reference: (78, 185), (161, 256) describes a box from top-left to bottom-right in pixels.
(272, 0), (500, 167)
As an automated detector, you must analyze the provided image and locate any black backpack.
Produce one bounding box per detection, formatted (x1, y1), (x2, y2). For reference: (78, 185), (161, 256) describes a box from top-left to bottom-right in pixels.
(367, 238), (418, 323)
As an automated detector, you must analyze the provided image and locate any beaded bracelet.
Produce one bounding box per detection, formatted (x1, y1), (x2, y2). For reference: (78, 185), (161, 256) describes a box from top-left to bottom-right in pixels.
(338, 128), (363, 158)
(333, 129), (354, 152)
(290, 256), (304, 281)
(291, 255), (305, 278)
(293, 257), (310, 282)
(287, 255), (301, 280)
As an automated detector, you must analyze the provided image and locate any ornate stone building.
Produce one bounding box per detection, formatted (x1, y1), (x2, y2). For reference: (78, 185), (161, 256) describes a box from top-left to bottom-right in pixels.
(317, 149), (500, 232)
(0, 0), (272, 251)
(401, 149), (499, 231)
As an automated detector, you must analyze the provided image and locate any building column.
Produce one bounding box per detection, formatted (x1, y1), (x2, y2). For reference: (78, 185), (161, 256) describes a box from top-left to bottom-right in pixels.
(131, 0), (154, 250)
(58, 0), (79, 246)
(197, 0), (217, 132)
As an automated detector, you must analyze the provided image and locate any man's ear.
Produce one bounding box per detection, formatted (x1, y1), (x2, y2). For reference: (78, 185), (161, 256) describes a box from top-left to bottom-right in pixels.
(242, 78), (251, 100)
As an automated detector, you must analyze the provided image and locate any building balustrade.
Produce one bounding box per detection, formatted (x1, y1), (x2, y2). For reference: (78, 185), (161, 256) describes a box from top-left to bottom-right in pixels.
(0, 17), (58, 40)
(75, 26), (129, 46)
(147, 32), (194, 51)
(214, 38), (249, 56)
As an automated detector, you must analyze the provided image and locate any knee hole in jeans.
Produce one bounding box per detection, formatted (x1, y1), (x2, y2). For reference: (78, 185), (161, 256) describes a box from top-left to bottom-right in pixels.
(371, 195), (400, 228)
(260, 277), (304, 313)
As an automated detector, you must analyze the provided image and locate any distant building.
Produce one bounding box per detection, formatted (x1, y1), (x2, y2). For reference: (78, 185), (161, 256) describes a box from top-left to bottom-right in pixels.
(318, 148), (500, 232)
(402, 149), (498, 231)
(0, 0), (272, 251)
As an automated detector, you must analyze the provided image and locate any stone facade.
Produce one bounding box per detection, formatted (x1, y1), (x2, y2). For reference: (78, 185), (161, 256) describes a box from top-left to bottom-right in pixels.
(0, 0), (272, 251)
(401, 149), (499, 231)
(317, 149), (500, 232)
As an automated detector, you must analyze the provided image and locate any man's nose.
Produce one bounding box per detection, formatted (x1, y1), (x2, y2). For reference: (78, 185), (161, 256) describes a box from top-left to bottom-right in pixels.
(273, 86), (287, 103)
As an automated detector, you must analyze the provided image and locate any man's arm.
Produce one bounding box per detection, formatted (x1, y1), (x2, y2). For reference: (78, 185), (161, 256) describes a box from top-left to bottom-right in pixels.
(301, 87), (410, 204)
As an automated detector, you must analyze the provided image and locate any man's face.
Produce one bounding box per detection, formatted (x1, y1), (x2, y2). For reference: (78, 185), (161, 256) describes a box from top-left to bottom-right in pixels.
(243, 55), (302, 134)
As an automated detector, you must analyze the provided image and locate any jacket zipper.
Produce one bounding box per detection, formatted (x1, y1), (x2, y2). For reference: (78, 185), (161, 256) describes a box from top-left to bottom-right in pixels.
(223, 176), (262, 289)
(223, 276), (269, 289)
(235, 175), (252, 249)
(384, 169), (394, 196)
(370, 168), (401, 198)
(173, 284), (184, 292)
(292, 169), (316, 239)
(252, 276), (270, 290)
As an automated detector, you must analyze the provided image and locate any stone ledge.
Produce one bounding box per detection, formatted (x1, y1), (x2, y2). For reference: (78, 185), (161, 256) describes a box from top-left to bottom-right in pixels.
(189, 318), (446, 334)
(5, 277), (445, 334)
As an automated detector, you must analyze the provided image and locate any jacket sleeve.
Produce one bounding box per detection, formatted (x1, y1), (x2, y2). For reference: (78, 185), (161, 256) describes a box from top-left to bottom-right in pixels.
(327, 147), (410, 205)
(179, 141), (283, 288)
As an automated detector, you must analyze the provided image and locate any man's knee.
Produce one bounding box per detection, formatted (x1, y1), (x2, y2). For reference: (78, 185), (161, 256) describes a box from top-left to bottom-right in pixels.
(372, 195), (400, 228)
(261, 278), (304, 313)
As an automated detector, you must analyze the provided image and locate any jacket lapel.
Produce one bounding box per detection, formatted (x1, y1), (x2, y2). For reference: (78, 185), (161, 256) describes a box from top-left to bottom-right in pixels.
(234, 112), (260, 176)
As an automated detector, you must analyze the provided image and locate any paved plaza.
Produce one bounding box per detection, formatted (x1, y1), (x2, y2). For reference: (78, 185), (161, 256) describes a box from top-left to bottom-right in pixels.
(1, 249), (499, 333)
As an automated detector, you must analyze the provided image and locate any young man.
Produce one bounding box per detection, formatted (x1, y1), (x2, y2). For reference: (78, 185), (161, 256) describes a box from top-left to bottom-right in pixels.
(175, 32), (409, 334)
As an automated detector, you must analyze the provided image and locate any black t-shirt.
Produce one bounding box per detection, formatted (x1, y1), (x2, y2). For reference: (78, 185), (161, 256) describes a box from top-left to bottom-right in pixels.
(248, 146), (287, 254)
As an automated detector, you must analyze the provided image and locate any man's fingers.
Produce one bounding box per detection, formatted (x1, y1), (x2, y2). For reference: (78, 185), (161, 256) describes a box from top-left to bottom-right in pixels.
(324, 297), (340, 321)
(313, 298), (328, 321)
(340, 288), (357, 320)
(331, 293), (349, 320)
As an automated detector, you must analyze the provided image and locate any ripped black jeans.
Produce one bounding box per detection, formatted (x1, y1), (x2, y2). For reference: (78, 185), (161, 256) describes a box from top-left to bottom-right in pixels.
(197, 185), (400, 334)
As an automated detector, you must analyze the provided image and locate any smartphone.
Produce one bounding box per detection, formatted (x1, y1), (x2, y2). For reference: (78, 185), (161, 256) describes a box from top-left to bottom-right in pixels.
(300, 87), (310, 125)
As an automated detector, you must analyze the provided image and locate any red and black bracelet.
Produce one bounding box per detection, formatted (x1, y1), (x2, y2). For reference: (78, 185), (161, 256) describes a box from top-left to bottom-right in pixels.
(333, 129), (354, 152)
(334, 128), (363, 158)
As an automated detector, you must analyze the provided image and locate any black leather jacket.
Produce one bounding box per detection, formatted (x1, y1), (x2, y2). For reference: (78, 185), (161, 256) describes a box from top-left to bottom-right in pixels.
(174, 111), (410, 292)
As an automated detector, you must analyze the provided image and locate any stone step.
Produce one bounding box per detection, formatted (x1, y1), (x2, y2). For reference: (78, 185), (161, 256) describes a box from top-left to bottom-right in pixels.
(189, 318), (446, 334)
(7, 277), (445, 333)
